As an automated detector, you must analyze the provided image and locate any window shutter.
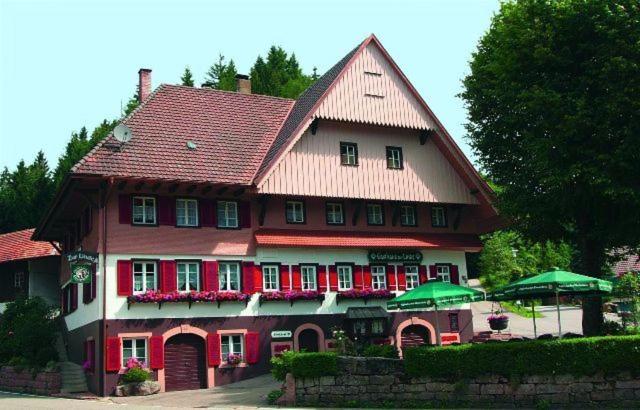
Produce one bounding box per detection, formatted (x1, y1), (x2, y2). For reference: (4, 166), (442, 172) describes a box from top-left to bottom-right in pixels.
(157, 197), (175, 226)
(105, 337), (121, 372)
(353, 266), (363, 290)
(245, 332), (259, 364)
(317, 265), (327, 292)
(429, 265), (438, 280)
(328, 265), (338, 291)
(207, 333), (221, 366)
(91, 265), (97, 300)
(450, 265), (460, 285)
(363, 265), (372, 289)
(117, 260), (133, 296)
(87, 339), (95, 372)
(419, 265), (428, 284)
(242, 262), (255, 293)
(386, 265), (396, 291)
(83, 281), (91, 304)
(397, 266), (406, 291)
(202, 261), (219, 292)
(71, 284), (78, 311)
(149, 336), (164, 369)
(160, 260), (177, 292)
(279, 265), (290, 291)
(199, 200), (216, 227)
(291, 265), (302, 291)
(239, 201), (252, 228)
(118, 194), (131, 224)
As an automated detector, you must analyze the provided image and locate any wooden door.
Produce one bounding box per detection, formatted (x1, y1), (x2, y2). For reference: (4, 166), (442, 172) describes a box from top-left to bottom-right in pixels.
(401, 324), (430, 347)
(164, 333), (206, 391)
(298, 328), (320, 352)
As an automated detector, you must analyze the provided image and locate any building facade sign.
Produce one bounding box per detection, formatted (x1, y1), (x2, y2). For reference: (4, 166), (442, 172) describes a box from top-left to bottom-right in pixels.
(368, 250), (423, 264)
(271, 330), (292, 339)
(66, 251), (98, 284)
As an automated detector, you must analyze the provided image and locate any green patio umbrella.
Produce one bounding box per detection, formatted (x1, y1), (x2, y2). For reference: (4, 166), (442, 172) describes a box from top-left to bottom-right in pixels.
(487, 268), (613, 337)
(387, 280), (485, 345)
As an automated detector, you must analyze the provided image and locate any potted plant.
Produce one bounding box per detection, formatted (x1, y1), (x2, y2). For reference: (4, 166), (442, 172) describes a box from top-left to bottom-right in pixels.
(488, 313), (509, 331)
(226, 353), (243, 366)
(115, 358), (160, 397)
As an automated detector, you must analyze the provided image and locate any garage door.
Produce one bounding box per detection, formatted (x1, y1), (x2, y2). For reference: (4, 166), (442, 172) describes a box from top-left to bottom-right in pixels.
(164, 333), (206, 391)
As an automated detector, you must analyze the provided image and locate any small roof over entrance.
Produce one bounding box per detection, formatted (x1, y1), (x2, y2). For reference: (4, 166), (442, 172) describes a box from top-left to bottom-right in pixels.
(345, 306), (390, 320)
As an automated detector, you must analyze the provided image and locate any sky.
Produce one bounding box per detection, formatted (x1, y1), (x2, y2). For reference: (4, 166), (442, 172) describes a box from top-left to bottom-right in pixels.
(0, 0), (500, 171)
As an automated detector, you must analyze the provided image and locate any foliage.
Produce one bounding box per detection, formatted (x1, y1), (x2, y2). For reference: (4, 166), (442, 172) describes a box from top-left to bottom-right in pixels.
(404, 335), (640, 380)
(362, 344), (398, 359)
(613, 272), (640, 328)
(0, 297), (58, 368)
(270, 349), (296, 381)
(330, 326), (355, 356)
(121, 367), (150, 383)
(501, 301), (544, 319)
(267, 389), (284, 405)
(203, 54), (237, 91)
(250, 47), (315, 98)
(290, 352), (338, 379)
(461, 0), (640, 335)
(180, 66), (195, 86)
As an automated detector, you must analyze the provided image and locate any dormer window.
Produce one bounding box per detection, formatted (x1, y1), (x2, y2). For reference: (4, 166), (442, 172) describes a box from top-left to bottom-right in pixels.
(132, 196), (156, 225)
(286, 201), (305, 224)
(326, 202), (344, 225)
(386, 146), (403, 169)
(400, 205), (417, 227)
(431, 206), (447, 227)
(340, 142), (358, 166)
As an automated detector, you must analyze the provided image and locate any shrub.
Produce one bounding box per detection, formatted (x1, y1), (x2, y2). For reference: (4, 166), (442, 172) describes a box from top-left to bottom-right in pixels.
(266, 389), (284, 405)
(362, 344), (398, 359)
(270, 350), (297, 381)
(290, 352), (338, 379)
(121, 367), (150, 383)
(404, 335), (640, 380)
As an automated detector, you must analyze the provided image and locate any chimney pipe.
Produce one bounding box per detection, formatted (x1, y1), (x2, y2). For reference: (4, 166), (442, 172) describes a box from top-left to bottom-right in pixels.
(138, 68), (152, 102)
(235, 74), (251, 94)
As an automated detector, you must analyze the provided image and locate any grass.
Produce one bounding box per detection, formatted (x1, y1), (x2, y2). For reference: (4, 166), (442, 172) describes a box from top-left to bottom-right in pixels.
(501, 301), (544, 318)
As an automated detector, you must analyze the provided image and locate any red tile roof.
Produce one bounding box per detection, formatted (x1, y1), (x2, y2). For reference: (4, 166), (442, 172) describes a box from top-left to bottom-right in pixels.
(72, 86), (294, 185)
(613, 253), (640, 275)
(254, 229), (483, 251)
(0, 229), (58, 264)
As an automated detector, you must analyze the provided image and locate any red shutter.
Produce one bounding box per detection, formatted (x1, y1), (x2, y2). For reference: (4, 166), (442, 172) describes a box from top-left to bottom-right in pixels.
(239, 201), (252, 228)
(450, 265), (460, 285)
(353, 266), (363, 290)
(386, 265), (396, 291)
(328, 265), (338, 291)
(291, 265), (302, 291)
(157, 197), (175, 226)
(242, 262), (255, 293)
(397, 266), (406, 291)
(279, 265), (290, 291)
(160, 260), (177, 292)
(245, 332), (259, 364)
(117, 260), (133, 296)
(363, 265), (372, 290)
(207, 333), (221, 366)
(199, 200), (216, 227)
(202, 261), (219, 291)
(105, 337), (121, 372)
(253, 264), (263, 292)
(419, 265), (428, 284)
(71, 284), (78, 311)
(429, 265), (438, 280)
(118, 194), (131, 224)
(149, 336), (164, 369)
(317, 265), (327, 292)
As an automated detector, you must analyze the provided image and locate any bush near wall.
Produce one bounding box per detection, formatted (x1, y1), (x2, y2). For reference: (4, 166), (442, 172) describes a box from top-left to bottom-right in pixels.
(404, 335), (640, 380)
(272, 351), (338, 381)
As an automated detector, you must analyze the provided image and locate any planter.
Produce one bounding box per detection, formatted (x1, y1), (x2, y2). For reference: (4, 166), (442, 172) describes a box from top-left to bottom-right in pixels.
(259, 291), (325, 306)
(127, 290), (249, 309)
(114, 380), (160, 397)
(336, 289), (394, 305)
(488, 317), (509, 331)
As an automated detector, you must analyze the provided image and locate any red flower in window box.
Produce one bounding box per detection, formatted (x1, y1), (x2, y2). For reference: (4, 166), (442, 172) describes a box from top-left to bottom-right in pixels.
(336, 289), (394, 304)
(259, 290), (324, 306)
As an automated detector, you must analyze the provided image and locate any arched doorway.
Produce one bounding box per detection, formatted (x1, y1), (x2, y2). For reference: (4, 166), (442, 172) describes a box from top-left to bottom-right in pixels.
(298, 328), (320, 352)
(164, 333), (206, 391)
(401, 324), (431, 348)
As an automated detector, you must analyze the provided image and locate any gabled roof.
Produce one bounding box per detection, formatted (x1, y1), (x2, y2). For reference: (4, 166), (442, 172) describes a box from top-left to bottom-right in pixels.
(72, 85), (294, 185)
(0, 229), (58, 264)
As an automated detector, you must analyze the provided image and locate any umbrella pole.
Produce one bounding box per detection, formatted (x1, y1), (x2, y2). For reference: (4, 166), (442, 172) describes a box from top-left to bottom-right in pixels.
(556, 291), (562, 338)
(531, 300), (537, 338)
(434, 305), (441, 346)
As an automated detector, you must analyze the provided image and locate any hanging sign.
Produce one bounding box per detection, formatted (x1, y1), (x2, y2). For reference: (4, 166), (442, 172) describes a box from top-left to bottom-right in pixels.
(66, 251), (98, 284)
(271, 330), (292, 339)
(368, 250), (423, 263)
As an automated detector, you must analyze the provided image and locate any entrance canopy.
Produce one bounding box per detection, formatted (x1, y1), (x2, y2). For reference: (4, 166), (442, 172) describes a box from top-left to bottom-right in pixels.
(346, 306), (390, 320)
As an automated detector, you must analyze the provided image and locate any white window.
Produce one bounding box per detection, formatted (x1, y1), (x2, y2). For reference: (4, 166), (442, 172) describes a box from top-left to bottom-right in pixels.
(340, 142), (358, 165)
(132, 196), (156, 225)
(219, 262), (240, 291)
(386, 146), (403, 169)
(353, 321), (366, 336)
(262, 265), (279, 291)
(176, 199), (198, 227)
(286, 201), (305, 224)
(400, 205), (416, 226)
(221, 334), (243, 362)
(217, 201), (238, 228)
(337, 265), (353, 291)
(301, 265), (317, 291)
(405, 266), (420, 290)
(122, 338), (147, 367)
(432, 206), (447, 227)
(437, 265), (451, 283)
(366, 203), (384, 225)
(14, 272), (24, 288)
(371, 320), (385, 335)
(326, 203), (344, 225)
(371, 266), (387, 290)
(177, 262), (199, 292)
(133, 262), (157, 293)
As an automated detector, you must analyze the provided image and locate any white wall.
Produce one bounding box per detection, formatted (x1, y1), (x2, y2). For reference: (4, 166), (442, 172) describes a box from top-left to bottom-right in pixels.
(63, 254), (103, 331)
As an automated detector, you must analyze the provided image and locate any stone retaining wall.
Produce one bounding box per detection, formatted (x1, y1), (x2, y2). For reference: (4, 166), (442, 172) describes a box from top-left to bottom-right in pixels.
(288, 357), (640, 407)
(0, 366), (62, 395)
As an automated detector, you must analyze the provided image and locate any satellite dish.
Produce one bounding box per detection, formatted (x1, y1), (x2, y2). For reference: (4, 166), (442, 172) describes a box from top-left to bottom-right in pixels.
(113, 124), (133, 143)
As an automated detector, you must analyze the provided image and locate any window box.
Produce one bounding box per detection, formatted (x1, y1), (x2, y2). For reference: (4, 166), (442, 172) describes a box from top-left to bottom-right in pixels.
(258, 290), (325, 307)
(336, 289), (394, 305)
(126, 290), (249, 309)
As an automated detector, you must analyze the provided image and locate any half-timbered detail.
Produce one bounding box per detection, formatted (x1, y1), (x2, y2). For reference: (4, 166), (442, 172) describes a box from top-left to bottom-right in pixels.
(33, 34), (499, 396)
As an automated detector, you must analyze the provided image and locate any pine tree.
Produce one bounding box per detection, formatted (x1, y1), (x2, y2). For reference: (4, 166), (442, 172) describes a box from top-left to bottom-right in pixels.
(218, 59), (238, 91)
(181, 66), (195, 86)
(204, 54), (228, 89)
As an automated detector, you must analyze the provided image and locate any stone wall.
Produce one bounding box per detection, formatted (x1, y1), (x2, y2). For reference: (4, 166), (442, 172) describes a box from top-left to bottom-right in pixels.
(0, 366), (62, 395)
(288, 357), (640, 408)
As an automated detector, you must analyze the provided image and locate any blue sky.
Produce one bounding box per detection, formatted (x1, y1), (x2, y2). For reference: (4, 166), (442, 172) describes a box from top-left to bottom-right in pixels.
(0, 0), (500, 170)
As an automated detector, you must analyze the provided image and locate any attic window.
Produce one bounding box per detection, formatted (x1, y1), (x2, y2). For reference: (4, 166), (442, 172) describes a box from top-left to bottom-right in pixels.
(364, 70), (384, 98)
(364, 71), (382, 77)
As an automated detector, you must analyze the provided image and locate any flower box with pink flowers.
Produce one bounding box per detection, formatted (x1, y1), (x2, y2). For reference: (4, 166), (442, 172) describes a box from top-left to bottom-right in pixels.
(336, 289), (394, 304)
(126, 290), (249, 309)
(258, 290), (325, 306)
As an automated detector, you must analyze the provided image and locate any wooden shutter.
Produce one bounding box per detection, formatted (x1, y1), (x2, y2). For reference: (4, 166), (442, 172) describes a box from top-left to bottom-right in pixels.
(419, 265), (428, 284)
(117, 260), (133, 296)
(71, 284), (78, 311)
(253, 264), (263, 292)
(239, 201), (252, 228)
(91, 265), (97, 300)
(363, 265), (372, 290)
(199, 200), (216, 227)
(86, 339), (95, 372)
(317, 265), (327, 292)
(202, 261), (219, 291)
(105, 337), (121, 372)
(291, 265), (302, 291)
(118, 194), (131, 224)
(429, 265), (438, 280)
(82, 281), (91, 304)
(242, 262), (255, 293)
(207, 333), (221, 366)
(279, 265), (290, 291)
(450, 265), (460, 285)
(386, 265), (396, 291)
(149, 336), (164, 369)
(245, 332), (259, 364)
(157, 197), (175, 226)
(397, 266), (406, 291)
(160, 260), (177, 292)
(328, 265), (338, 291)
(353, 266), (363, 290)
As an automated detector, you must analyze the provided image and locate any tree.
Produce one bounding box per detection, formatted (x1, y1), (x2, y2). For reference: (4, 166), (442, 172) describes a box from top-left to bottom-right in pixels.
(250, 46), (315, 98)
(460, 0), (640, 335)
(181, 66), (195, 86)
(614, 272), (640, 329)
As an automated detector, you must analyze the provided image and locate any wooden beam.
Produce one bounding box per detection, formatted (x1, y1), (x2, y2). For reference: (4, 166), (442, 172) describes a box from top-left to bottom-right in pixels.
(452, 205), (462, 231)
(217, 187), (228, 195)
(391, 203), (400, 227)
(233, 188), (245, 197)
(134, 181), (144, 191)
(77, 190), (98, 209)
(258, 195), (269, 226)
(151, 183), (161, 192)
(169, 183), (179, 193)
(186, 185), (197, 194)
(117, 180), (127, 190)
(201, 186), (213, 195)
(351, 200), (362, 226)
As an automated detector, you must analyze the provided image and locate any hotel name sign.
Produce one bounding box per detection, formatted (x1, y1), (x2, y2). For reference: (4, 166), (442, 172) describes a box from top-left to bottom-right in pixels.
(368, 250), (423, 264)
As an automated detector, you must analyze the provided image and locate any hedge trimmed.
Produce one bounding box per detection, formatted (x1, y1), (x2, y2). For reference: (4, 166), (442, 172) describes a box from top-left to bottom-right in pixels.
(290, 352), (338, 379)
(404, 335), (640, 380)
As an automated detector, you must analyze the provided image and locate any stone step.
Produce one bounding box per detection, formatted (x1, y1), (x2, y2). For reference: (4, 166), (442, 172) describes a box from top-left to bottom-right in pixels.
(58, 360), (89, 393)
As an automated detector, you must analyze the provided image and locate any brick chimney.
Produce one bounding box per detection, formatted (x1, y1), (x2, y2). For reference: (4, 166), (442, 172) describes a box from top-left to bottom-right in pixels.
(138, 68), (152, 102)
(235, 74), (251, 94)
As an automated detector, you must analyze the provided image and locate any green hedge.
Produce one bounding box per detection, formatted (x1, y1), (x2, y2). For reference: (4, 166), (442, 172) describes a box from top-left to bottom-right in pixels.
(271, 351), (338, 380)
(362, 344), (399, 359)
(404, 335), (640, 380)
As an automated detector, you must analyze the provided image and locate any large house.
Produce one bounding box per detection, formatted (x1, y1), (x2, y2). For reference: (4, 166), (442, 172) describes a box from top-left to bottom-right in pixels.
(34, 35), (498, 396)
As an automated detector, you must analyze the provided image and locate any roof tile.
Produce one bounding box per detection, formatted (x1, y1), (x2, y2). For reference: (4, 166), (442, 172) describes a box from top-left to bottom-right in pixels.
(0, 229), (58, 264)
